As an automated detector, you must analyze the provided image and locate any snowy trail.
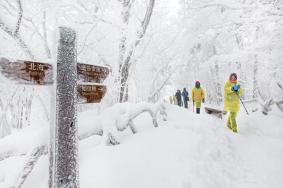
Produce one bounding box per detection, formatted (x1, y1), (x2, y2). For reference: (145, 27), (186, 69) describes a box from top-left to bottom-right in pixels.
(79, 104), (283, 188)
(1, 103), (283, 188)
(165, 105), (253, 188)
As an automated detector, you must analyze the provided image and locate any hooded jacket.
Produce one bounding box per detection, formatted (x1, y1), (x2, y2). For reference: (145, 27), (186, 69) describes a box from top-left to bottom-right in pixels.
(224, 80), (244, 112)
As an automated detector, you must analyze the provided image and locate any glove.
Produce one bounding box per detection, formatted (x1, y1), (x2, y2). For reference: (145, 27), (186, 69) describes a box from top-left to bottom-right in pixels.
(202, 98), (205, 103)
(231, 84), (240, 92)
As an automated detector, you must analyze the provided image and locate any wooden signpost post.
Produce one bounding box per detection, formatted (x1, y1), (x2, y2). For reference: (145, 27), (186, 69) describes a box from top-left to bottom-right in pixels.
(0, 27), (110, 188)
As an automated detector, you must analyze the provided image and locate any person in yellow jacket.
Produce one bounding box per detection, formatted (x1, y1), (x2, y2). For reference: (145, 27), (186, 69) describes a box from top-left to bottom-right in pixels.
(191, 81), (205, 114)
(224, 73), (244, 133)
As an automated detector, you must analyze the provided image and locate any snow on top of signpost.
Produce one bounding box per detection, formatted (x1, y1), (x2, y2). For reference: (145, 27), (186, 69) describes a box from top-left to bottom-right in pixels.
(0, 57), (55, 65)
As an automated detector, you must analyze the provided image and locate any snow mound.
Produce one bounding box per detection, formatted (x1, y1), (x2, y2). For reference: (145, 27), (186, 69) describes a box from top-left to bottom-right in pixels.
(0, 103), (283, 188)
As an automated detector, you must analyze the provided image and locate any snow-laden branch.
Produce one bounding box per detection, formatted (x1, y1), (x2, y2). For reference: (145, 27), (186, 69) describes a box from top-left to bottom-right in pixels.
(0, 98), (11, 138)
(258, 98), (283, 115)
(13, 146), (47, 188)
(0, 102), (166, 187)
(190, 3), (252, 11)
(0, 126), (48, 162)
(0, 102), (167, 162)
(23, 12), (51, 59)
(125, 0), (155, 68)
(0, 16), (34, 59)
(118, 0), (155, 102)
(14, 0), (23, 36)
(148, 74), (173, 102)
(89, 102), (167, 145)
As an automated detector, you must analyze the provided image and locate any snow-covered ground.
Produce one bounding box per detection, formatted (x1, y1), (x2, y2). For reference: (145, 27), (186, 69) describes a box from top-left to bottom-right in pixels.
(1, 103), (283, 188)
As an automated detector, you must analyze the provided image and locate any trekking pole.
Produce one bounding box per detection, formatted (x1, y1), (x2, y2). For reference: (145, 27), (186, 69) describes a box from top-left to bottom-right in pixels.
(236, 93), (249, 115)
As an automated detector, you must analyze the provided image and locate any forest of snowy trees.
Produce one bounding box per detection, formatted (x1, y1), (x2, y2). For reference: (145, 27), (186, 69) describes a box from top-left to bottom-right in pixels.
(0, 0), (283, 187)
(0, 0), (282, 136)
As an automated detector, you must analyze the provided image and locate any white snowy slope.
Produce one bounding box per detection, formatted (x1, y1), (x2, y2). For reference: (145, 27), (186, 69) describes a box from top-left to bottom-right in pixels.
(1, 103), (283, 188)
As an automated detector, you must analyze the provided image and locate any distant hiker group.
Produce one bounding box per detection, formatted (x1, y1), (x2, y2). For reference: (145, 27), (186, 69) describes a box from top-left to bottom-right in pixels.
(169, 73), (245, 133)
(169, 81), (206, 114)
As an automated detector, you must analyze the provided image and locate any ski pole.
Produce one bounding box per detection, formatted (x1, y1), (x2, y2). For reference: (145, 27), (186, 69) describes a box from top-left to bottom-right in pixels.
(236, 93), (249, 115)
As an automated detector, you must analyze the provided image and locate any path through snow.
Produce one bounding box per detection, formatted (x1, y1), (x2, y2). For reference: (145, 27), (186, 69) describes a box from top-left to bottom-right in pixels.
(1, 103), (283, 188)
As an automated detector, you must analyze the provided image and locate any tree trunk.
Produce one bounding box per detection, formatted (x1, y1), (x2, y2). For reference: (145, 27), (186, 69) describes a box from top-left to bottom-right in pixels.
(14, 146), (46, 188)
(214, 61), (222, 104)
(253, 55), (258, 99)
(118, 0), (155, 102)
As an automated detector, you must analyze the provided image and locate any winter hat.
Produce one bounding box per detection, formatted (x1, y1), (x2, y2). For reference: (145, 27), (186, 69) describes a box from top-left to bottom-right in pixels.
(229, 73), (237, 83)
(195, 81), (200, 88)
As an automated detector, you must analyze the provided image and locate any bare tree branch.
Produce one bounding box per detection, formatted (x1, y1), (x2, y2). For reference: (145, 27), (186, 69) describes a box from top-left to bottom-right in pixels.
(0, 0), (34, 59)
(119, 0), (155, 102)
(13, 146), (47, 188)
(14, 0), (23, 36)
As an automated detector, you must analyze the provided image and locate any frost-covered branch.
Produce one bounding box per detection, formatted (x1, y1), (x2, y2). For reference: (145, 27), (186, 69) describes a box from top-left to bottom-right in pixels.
(0, 103), (165, 188)
(73, 2), (122, 30)
(78, 129), (103, 140)
(0, 15), (34, 59)
(0, 98), (11, 138)
(0, 103), (167, 162)
(148, 72), (174, 102)
(0, 102), (167, 186)
(101, 102), (166, 145)
(13, 146), (47, 188)
(119, 0), (155, 102)
(14, 0), (23, 36)
(256, 96), (283, 115)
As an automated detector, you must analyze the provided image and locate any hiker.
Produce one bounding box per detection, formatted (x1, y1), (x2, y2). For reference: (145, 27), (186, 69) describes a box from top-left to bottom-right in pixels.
(182, 88), (189, 108)
(191, 81), (205, 114)
(173, 95), (177, 105)
(169, 96), (173, 104)
(175, 90), (182, 107)
(224, 73), (244, 133)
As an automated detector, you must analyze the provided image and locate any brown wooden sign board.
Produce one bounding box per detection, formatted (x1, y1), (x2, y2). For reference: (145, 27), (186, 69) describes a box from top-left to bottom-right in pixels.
(77, 84), (107, 103)
(77, 63), (109, 83)
(0, 57), (53, 85)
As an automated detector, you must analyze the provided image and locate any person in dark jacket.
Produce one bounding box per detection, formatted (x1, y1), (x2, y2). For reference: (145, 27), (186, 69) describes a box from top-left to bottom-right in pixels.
(182, 88), (189, 108)
(191, 81), (205, 114)
(175, 90), (182, 107)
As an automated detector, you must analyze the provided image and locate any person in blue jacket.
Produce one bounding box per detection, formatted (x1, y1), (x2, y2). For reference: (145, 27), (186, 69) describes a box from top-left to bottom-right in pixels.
(182, 88), (189, 108)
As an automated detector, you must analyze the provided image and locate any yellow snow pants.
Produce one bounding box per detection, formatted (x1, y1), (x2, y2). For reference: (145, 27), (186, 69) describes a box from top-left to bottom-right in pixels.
(227, 112), (238, 132)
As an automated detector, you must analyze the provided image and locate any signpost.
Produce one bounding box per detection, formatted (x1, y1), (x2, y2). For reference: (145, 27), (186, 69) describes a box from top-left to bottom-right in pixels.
(76, 63), (109, 104)
(77, 84), (107, 103)
(0, 26), (110, 188)
(0, 58), (53, 85)
(77, 63), (109, 83)
(54, 27), (79, 188)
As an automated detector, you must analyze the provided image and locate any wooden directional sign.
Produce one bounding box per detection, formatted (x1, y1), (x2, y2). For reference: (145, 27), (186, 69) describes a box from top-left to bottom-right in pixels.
(0, 58), (109, 102)
(77, 84), (107, 103)
(77, 63), (109, 83)
(0, 57), (53, 85)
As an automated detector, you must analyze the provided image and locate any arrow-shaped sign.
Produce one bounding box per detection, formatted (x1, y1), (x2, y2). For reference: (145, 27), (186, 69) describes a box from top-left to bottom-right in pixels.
(77, 84), (107, 103)
(0, 57), (53, 85)
(77, 63), (110, 83)
(0, 58), (110, 85)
